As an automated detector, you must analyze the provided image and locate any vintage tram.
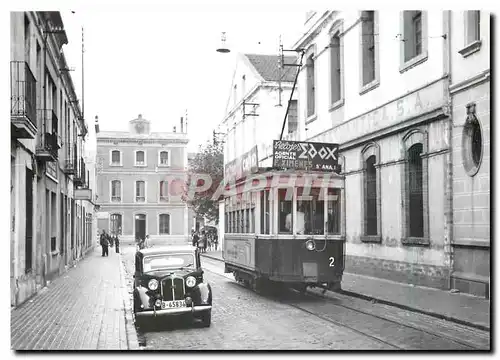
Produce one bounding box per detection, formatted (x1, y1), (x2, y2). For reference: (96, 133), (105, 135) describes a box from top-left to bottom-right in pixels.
(222, 168), (345, 293)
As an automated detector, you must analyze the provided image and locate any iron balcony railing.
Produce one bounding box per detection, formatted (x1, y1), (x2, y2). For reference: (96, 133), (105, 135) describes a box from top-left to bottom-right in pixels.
(74, 157), (87, 188)
(10, 61), (37, 126)
(36, 109), (59, 159)
(64, 143), (77, 174)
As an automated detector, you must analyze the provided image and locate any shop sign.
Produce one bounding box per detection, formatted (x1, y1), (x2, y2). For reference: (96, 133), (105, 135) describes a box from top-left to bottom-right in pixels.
(224, 145), (259, 184)
(272, 140), (340, 173)
(46, 161), (58, 181)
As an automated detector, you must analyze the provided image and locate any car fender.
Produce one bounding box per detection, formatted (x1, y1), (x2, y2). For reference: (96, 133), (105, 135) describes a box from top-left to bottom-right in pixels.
(191, 282), (212, 305)
(134, 286), (154, 309)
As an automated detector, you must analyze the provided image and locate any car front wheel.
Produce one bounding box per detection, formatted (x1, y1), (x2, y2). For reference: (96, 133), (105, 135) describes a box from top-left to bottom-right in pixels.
(199, 309), (211, 327)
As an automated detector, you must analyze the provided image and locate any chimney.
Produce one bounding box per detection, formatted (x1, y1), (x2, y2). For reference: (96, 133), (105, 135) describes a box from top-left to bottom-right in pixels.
(173, 126), (177, 133)
(95, 115), (100, 133)
(180, 117), (184, 133)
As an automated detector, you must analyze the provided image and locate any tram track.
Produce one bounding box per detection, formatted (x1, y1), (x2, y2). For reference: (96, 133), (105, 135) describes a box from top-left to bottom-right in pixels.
(201, 259), (488, 350)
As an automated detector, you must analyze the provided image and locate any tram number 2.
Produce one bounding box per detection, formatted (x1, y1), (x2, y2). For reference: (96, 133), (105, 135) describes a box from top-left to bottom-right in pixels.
(329, 257), (335, 267)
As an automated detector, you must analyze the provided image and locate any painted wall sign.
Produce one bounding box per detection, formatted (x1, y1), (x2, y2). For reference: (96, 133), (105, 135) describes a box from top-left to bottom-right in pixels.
(46, 161), (58, 181)
(272, 140), (340, 173)
(225, 145), (259, 184)
(308, 79), (445, 146)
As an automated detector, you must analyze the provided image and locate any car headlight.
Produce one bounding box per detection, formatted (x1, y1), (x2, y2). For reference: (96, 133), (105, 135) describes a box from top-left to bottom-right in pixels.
(148, 279), (159, 290)
(186, 276), (197, 288)
(305, 239), (316, 251)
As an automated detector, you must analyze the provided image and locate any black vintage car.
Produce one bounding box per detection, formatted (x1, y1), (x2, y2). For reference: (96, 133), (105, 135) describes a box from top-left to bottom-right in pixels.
(133, 245), (212, 327)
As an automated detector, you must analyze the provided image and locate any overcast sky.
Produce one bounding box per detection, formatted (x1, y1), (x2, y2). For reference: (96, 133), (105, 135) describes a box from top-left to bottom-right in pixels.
(59, 6), (305, 152)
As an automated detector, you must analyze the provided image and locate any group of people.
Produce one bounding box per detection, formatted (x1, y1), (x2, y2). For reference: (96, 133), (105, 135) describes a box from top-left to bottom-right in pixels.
(99, 230), (120, 256)
(191, 229), (218, 253)
(137, 235), (151, 250)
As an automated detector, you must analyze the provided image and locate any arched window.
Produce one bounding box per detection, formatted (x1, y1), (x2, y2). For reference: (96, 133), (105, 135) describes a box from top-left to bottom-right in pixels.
(408, 143), (424, 238)
(111, 180), (121, 202)
(159, 181), (169, 202)
(136, 150), (145, 165)
(330, 33), (341, 104)
(159, 214), (170, 235)
(111, 150), (121, 165)
(365, 155), (378, 236)
(306, 52), (315, 118)
(110, 214), (122, 235)
(159, 151), (169, 166)
(136, 181), (145, 202)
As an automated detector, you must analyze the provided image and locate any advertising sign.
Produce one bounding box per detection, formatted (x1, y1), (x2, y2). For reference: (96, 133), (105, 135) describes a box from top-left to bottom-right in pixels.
(223, 237), (255, 270)
(272, 140), (340, 173)
(46, 161), (58, 181)
(224, 145), (259, 184)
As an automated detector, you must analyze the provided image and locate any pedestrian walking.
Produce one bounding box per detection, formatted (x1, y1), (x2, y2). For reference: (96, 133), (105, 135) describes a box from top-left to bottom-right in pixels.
(198, 230), (206, 253)
(109, 234), (114, 247)
(115, 235), (120, 253)
(144, 235), (151, 248)
(100, 230), (109, 257)
(192, 231), (200, 247)
(213, 233), (219, 251)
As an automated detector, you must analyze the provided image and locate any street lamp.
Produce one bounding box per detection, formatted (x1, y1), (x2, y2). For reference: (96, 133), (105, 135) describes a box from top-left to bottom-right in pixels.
(216, 32), (230, 53)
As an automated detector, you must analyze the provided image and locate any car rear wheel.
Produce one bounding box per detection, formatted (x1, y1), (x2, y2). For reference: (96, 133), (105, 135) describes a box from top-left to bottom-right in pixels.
(200, 309), (211, 327)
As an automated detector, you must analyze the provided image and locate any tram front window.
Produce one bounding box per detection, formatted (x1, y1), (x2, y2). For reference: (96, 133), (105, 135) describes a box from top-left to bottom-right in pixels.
(327, 188), (341, 235)
(279, 188), (293, 234)
(297, 187), (324, 235)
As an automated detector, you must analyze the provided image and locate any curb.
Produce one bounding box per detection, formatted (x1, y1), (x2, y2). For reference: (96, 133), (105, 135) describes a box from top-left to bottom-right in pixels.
(200, 253), (489, 331)
(118, 252), (141, 350)
(338, 289), (489, 332)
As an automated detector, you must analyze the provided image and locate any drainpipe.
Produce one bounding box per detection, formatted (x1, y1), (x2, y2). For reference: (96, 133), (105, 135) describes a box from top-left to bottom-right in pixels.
(443, 10), (454, 289)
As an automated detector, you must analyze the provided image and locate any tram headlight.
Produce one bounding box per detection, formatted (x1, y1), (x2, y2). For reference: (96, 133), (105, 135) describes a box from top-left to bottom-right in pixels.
(186, 276), (196, 288)
(148, 279), (159, 290)
(305, 239), (316, 251)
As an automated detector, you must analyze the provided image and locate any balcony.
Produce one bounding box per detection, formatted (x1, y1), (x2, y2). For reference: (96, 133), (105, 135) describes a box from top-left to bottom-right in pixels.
(36, 109), (59, 161)
(63, 144), (77, 175)
(11, 61), (37, 139)
(74, 157), (87, 188)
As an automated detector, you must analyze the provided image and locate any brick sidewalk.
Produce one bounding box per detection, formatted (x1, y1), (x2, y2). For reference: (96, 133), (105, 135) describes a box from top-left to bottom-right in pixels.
(11, 246), (139, 350)
(201, 251), (490, 330)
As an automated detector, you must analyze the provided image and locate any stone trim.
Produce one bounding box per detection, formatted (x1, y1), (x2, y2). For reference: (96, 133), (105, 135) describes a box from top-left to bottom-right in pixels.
(452, 239), (490, 248)
(458, 40), (482, 58)
(402, 236), (430, 246)
(449, 69), (490, 95)
(360, 235), (382, 243)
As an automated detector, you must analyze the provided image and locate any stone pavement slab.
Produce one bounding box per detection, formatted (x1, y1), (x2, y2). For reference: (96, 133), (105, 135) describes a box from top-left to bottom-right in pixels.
(201, 250), (490, 331)
(10, 246), (139, 350)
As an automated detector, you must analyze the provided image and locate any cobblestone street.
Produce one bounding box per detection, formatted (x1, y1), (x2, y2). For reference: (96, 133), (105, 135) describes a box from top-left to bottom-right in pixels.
(121, 245), (490, 351)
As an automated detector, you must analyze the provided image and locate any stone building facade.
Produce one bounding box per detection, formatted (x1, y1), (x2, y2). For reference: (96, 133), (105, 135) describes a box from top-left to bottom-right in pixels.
(215, 11), (490, 297)
(96, 115), (190, 245)
(11, 11), (96, 307)
(449, 11), (490, 297)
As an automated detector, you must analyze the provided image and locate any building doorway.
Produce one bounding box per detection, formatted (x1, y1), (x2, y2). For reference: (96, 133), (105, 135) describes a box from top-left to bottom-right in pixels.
(135, 214), (146, 241)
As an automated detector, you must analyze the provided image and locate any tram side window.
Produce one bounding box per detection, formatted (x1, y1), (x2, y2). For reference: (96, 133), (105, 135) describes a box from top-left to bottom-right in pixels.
(260, 190), (270, 234)
(327, 188), (341, 234)
(297, 187), (324, 235)
(279, 188), (293, 234)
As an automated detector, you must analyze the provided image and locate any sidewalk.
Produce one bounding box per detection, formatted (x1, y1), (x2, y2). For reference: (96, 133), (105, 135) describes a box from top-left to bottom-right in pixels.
(10, 246), (139, 350)
(201, 250), (490, 331)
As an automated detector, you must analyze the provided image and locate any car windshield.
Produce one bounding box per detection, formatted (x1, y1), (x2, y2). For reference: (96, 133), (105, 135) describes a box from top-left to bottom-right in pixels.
(143, 253), (195, 272)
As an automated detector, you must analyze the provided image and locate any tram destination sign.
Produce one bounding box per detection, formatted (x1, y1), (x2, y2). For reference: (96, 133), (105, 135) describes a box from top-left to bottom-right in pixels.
(272, 140), (340, 173)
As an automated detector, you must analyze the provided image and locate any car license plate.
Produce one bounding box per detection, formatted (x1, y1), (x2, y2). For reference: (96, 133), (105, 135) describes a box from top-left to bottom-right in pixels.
(161, 300), (186, 309)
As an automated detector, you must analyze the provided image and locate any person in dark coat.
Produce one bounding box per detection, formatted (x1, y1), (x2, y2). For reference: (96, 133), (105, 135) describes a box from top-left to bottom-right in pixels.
(192, 231), (200, 247)
(100, 230), (109, 257)
(115, 235), (120, 253)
